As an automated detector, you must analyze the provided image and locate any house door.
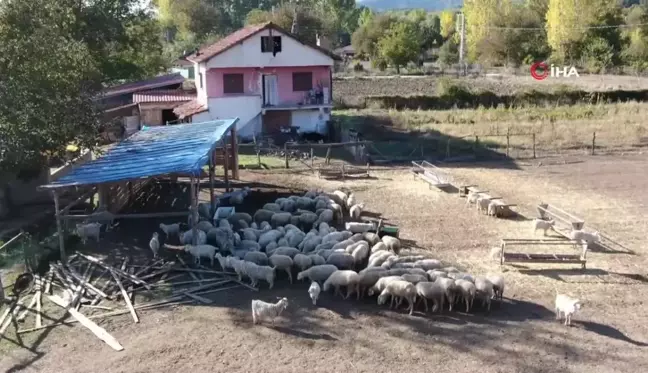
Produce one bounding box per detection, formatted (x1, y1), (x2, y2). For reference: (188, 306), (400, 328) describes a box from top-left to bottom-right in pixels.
(262, 74), (279, 106)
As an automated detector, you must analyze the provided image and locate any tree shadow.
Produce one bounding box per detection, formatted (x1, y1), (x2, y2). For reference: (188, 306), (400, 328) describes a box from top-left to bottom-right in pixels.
(578, 321), (648, 346)
(269, 325), (338, 340)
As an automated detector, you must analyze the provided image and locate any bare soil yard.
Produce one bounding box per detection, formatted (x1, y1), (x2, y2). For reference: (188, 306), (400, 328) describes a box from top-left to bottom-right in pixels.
(2, 155), (648, 373)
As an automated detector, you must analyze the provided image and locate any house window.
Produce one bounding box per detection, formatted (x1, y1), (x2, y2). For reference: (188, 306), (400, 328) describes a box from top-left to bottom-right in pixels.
(292, 72), (313, 92)
(261, 36), (282, 53)
(198, 72), (203, 88)
(223, 73), (244, 94)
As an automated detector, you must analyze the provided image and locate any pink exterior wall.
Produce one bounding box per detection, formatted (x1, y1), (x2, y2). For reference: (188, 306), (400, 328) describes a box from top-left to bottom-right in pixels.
(206, 66), (331, 105)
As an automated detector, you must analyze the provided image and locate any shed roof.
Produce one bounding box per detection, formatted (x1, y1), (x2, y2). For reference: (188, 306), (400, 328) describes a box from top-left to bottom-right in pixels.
(102, 73), (185, 99)
(39, 119), (239, 189)
(133, 90), (195, 103)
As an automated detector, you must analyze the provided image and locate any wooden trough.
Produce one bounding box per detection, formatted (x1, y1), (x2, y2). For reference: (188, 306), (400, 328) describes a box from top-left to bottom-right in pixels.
(536, 203), (585, 239)
(318, 163), (370, 180)
(499, 238), (587, 269)
(411, 161), (453, 189)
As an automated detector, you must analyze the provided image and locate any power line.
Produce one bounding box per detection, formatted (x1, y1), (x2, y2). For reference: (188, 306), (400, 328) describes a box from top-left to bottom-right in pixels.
(480, 23), (648, 31)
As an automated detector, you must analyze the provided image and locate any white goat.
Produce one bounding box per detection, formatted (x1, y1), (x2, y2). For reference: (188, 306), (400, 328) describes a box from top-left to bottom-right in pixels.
(149, 232), (160, 258)
(532, 218), (555, 236)
(555, 293), (583, 326)
(308, 281), (321, 305)
(75, 222), (102, 244)
(251, 297), (289, 325)
(159, 223), (180, 238)
(184, 244), (217, 266)
(349, 203), (365, 220)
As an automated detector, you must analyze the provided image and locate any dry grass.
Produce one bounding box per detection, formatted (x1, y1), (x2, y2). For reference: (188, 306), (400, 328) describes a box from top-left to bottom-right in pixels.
(335, 101), (648, 152)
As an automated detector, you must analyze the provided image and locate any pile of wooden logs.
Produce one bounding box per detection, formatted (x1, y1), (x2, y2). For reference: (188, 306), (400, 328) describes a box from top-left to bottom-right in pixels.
(0, 252), (253, 351)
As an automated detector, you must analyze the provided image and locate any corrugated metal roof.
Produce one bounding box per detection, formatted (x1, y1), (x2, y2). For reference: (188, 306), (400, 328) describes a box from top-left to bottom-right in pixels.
(133, 90), (195, 103)
(102, 73), (185, 98)
(39, 119), (239, 189)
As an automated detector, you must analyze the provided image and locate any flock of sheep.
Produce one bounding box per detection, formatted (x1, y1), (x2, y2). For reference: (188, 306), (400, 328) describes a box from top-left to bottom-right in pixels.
(74, 185), (585, 327)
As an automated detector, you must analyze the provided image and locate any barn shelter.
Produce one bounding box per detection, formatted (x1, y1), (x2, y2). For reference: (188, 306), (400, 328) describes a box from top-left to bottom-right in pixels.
(38, 119), (240, 262)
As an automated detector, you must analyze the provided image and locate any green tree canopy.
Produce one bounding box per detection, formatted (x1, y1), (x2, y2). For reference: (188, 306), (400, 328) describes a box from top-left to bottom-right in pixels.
(377, 21), (421, 73)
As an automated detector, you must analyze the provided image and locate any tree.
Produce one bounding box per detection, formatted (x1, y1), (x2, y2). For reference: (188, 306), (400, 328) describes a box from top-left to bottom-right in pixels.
(243, 5), (328, 45)
(351, 14), (397, 58)
(358, 7), (374, 28)
(438, 38), (459, 67)
(440, 11), (456, 39)
(546, 0), (591, 62)
(0, 0), (166, 173)
(377, 21), (421, 74)
(464, 0), (512, 61)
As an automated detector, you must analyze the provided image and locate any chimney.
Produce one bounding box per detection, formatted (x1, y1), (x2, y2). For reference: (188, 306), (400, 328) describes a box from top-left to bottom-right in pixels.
(316, 34), (331, 50)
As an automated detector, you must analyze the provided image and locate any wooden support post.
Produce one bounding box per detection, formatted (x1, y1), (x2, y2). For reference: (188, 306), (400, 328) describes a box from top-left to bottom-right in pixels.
(500, 242), (505, 266)
(190, 177), (198, 246)
(474, 136), (479, 155)
(310, 148), (314, 169)
(222, 141), (230, 192)
(532, 133), (536, 159)
(325, 146), (331, 165)
(52, 191), (67, 264)
(230, 127), (239, 180)
(506, 128), (510, 157)
(591, 131), (596, 155)
(209, 150), (215, 212)
(284, 143), (289, 169)
(445, 138), (450, 159)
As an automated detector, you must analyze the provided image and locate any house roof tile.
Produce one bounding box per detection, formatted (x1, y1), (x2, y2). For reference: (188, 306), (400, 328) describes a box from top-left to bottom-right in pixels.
(186, 22), (341, 64)
(133, 90), (195, 103)
(102, 73), (185, 98)
(173, 100), (208, 119)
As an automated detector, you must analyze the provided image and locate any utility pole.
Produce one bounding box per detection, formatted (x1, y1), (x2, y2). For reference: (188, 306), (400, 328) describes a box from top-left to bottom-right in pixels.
(457, 12), (466, 76)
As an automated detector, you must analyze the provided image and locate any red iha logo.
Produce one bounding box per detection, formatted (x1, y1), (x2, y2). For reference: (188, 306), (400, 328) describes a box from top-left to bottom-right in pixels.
(530, 61), (549, 80)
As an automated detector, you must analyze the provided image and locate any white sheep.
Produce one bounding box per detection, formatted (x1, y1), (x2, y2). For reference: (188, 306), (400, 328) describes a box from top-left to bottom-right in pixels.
(308, 281), (321, 305)
(296, 264), (338, 285)
(230, 187), (250, 205)
(323, 270), (360, 299)
(345, 193), (357, 210)
(75, 222), (102, 244)
(244, 261), (276, 289)
(332, 239), (354, 252)
(357, 269), (388, 298)
(326, 252), (355, 270)
(263, 203), (282, 212)
(228, 256), (247, 281)
(159, 223), (180, 238)
(368, 251), (393, 268)
(381, 235), (401, 254)
(253, 209), (275, 224)
(351, 242), (370, 265)
(293, 253), (313, 272)
(349, 203), (365, 220)
(569, 230), (601, 246)
(269, 254), (294, 283)
(251, 297), (288, 325)
(215, 253), (230, 270)
(401, 273), (428, 285)
(434, 277), (457, 311)
(269, 246), (300, 258)
(244, 251), (269, 266)
(271, 212), (292, 227)
(370, 242), (388, 254)
(322, 231), (352, 244)
(415, 281), (445, 313)
(258, 230), (283, 250)
(367, 275), (402, 297)
(454, 279), (476, 313)
(314, 209), (334, 227)
(414, 259), (442, 271)
(489, 246), (503, 261)
(378, 280), (416, 315)
(532, 218), (555, 236)
(474, 277), (495, 311)
(180, 229), (207, 245)
(486, 274), (505, 300)
(330, 190), (348, 206)
(476, 196), (490, 214)
(465, 191), (480, 206)
(149, 232), (160, 258)
(206, 227), (234, 253)
(555, 293), (583, 326)
(308, 254), (326, 266)
(426, 270), (447, 281)
(184, 244), (217, 266)
(195, 220), (214, 233)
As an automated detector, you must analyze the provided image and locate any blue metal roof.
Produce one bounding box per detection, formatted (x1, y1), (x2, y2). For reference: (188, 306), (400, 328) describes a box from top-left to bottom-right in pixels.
(40, 119), (239, 189)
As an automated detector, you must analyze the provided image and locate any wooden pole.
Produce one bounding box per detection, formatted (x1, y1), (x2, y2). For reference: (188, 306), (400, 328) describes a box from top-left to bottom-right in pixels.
(222, 141), (230, 192)
(190, 177), (198, 246)
(52, 191), (67, 264)
(506, 128), (510, 157)
(474, 135), (479, 155)
(284, 143), (289, 169)
(325, 146), (331, 165)
(532, 133), (536, 159)
(230, 127), (239, 180)
(310, 147), (314, 169)
(209, 150), (215, 211)
(591, 131), (596, 155)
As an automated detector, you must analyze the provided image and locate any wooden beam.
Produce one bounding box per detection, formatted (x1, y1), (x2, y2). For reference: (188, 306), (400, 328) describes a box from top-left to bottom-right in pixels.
(62, 211), (189, 220)
(230, 126), (239, 180)
(48, 295), (124, 351)
(109, 269), (138, 323)
(223, 141), (230, 192)
(52, 191), (67, 264)
(60, 187), (97, 215)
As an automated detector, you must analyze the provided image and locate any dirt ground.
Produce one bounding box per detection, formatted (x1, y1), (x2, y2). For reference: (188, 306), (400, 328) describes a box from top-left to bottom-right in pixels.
(2, 154), (648, 373)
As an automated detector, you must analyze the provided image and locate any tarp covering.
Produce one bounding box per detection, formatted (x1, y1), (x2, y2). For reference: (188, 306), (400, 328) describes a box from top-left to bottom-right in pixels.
(40, 118), (239, 189)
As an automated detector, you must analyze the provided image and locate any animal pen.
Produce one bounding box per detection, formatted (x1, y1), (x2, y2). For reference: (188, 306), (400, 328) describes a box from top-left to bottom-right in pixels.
(37, 119), (240, 263)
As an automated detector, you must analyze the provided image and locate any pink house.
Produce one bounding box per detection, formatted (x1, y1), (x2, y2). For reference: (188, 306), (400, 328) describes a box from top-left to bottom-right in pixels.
(175, 22), (341, 140)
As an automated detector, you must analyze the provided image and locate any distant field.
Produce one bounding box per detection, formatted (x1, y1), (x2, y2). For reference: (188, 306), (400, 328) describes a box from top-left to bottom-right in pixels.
(333, 74), (648, 107)
(335, 101), (648, 156)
